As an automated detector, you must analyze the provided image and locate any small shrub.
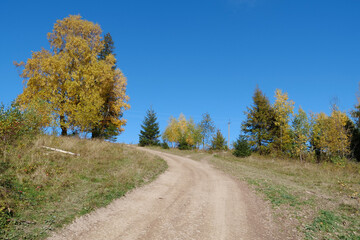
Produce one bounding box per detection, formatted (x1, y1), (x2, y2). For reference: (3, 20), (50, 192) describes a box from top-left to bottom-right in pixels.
(0, 102), (42, 153)
(178, 137), (192, 150)
(330, 156), (346, 167)
(233, 135), (252, 158)
(138, 138), (150, 147)
(161, 141), (169, 149)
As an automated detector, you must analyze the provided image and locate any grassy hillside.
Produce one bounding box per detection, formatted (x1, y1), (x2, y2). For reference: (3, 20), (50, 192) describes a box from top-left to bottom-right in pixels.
(0, 136), (167, 239)
(153, 147), (360, 239)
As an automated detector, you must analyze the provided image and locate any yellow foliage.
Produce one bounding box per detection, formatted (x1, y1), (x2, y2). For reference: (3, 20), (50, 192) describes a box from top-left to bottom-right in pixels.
(16, 15), (129, 135)
(312, 109), (350, 159)
(163, 114), (202, 148)
(328, 110), (350, 157)
(272, 89), (294, 153)
(163, 117), (179, 146)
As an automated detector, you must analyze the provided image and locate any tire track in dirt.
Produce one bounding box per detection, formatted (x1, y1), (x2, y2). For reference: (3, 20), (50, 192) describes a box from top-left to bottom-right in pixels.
(48, 148), (280, 240)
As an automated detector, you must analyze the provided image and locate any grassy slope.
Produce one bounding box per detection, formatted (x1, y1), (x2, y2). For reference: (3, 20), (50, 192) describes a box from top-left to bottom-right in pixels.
(0, 136), (167, 239)
(152, 147), (360, 239)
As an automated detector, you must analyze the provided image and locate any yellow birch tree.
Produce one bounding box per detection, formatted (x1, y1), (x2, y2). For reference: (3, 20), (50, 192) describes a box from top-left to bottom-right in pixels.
(327, 109), (350, 158)
(163, 116), (179, 147)
(163, 114), (202, 149)
(272, 89), (294, 154)
(16, 15), (129, 136)
(311, 109), (350, 161)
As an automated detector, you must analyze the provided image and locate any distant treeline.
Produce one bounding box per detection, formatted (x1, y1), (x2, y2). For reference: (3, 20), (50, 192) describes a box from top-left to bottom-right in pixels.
(139, 86), (360, 164)
(242, 87), (358, 164)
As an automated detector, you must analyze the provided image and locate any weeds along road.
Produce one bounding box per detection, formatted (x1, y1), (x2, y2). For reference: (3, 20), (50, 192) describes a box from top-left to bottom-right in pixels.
(49, 148), (280, 240)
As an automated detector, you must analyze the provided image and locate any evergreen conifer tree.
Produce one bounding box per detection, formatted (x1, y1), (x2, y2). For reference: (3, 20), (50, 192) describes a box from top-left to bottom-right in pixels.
(98, 33), (116, 66)
(348, 87), (360, 162)
(211, 129), (227, 150)
(139, 107), (160, 146)
(242, 86), (276, 154)
(233, 135), (252, 157)
(349, 104), (360, 162)
(345, 119), (360, 162)
(92, 32), (125, 141)
(178, 135), (193, 150)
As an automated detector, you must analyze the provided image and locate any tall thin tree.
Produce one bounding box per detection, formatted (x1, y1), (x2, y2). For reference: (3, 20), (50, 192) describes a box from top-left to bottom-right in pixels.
(92, 32), (127, 141)
(272, 89), (294, 154)
(200, 112), (215, 149)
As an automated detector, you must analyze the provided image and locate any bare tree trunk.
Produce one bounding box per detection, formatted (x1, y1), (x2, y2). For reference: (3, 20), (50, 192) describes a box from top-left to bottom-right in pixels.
(60, 115), (67, 136)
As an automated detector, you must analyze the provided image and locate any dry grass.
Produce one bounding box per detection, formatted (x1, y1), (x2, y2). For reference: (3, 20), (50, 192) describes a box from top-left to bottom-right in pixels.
(1, 135), (167, 239)
(156, 148), (360, 239)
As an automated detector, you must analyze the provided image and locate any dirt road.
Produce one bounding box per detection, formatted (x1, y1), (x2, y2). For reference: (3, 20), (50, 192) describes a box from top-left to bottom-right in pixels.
(49, 148), (279, 240)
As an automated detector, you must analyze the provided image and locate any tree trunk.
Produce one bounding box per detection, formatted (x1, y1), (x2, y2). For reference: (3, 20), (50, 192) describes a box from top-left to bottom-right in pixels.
(60, 115), (67, 136)
(92, 127), (100, 138)
(61, 126), (67, 136)
(280, 128), (283, 152)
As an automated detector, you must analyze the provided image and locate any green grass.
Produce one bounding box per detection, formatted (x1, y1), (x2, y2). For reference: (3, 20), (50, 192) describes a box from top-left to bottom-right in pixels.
(305, 210), (359, 240)
(155, 148), (360, 239)
(245, 178), (307, 207)
(0, 135), (167, 239)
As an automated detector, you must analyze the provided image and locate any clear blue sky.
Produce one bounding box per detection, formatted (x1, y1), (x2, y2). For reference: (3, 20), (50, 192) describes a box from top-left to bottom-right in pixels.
(1, 0), (359, 144)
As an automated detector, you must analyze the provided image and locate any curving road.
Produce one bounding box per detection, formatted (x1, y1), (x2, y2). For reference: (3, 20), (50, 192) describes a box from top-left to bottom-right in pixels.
(49, 148), (278, 240)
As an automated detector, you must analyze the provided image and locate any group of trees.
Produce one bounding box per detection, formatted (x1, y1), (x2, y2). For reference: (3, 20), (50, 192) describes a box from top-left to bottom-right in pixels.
(139, 110), (228, 150)
(242, 86), (359, 162)
(242, 88), (297, 155)
(138, 85), (359, 163)
(162, 113), (229, 150)
(12, 16), (358, 163)
(162, 114), (202, 149)
(137, 85), (358, 162)
(15, 15), (129, 141)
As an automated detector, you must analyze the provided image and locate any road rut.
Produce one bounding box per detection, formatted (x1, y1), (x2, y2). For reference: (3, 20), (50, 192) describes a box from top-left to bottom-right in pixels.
(49, 148), (278, 240)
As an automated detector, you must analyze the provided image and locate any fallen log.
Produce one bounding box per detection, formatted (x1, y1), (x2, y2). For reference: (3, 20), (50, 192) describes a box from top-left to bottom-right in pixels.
(42, 146), (80, 156)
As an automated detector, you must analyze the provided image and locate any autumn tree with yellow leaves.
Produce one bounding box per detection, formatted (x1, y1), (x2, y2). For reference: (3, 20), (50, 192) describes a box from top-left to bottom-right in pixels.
(242, 86), (352, 163)
(163, 117), (179, 148)
(328, 109), (350, 158)
(272, 89), (294, 155)
(311, 108), (350, 162)
(15, 15), (129, 137)
(163, 114), (202, 149)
